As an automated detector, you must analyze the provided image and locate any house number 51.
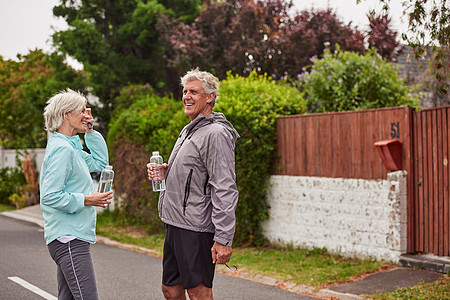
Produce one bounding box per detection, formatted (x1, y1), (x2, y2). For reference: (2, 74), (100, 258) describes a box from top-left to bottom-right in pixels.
(390, 122), (400, 138)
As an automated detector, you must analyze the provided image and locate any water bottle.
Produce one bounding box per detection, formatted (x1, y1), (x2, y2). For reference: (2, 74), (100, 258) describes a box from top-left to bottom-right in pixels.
(150, 151), (165, 192)
(98, 165), (114, 193)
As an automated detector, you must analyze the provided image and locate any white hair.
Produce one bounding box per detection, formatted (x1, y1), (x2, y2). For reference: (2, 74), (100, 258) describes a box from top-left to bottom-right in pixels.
(43, 89), (87, 132)
(180, 68), (220, 107)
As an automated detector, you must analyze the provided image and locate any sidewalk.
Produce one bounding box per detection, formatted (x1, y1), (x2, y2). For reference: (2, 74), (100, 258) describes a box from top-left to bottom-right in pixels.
(2, 205), (447, 300)
(2, 204), (44, 228)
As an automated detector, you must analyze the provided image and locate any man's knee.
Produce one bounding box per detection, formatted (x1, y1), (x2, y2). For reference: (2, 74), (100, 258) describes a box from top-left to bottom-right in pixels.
(161, 284), (186, 300)
(186, 283), (213, 300)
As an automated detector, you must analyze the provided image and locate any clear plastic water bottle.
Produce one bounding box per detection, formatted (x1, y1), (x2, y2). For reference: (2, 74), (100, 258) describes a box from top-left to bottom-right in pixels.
(150, 151), (165, 192)
(98, 165), (114, 193)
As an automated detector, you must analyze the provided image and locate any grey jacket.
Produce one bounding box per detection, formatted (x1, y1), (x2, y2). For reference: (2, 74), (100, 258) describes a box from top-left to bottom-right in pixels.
(158, 112), (240, 246)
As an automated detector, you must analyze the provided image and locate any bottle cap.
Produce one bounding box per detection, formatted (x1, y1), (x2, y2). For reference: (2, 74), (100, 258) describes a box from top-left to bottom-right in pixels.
(152, 151), (159, 156)
(105, 165), (112, 170)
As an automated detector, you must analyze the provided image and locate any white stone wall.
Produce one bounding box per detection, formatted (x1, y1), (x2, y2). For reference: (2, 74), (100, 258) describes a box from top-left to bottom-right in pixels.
(0, 147), (46, 171)
(262, 171), (408, 263)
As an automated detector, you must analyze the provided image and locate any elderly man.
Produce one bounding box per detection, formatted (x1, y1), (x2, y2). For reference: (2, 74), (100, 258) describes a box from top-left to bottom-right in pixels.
(147, 68), (239, 299)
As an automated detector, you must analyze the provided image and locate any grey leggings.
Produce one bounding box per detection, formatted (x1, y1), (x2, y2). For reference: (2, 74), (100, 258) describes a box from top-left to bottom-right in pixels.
(48, 239), (99, 300)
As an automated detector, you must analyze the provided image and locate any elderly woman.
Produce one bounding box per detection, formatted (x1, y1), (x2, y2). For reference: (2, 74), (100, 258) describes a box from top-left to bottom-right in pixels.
(40, 89), (112, 300)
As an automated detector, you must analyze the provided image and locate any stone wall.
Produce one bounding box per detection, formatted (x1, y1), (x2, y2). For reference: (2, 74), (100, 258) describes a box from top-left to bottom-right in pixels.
(395, 45), (450, 108)
(0, 147), (45, 171)
(262, 171), (408, 262)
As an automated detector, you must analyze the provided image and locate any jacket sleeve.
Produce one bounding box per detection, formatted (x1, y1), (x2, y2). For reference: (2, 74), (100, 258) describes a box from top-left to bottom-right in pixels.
(83, 130), (109, 172)
(40, 146), (85, 214)
(206, 129), (239, 247)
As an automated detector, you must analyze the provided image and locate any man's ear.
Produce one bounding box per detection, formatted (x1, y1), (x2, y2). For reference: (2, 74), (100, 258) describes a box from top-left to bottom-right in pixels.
(206, 92), (214, 104)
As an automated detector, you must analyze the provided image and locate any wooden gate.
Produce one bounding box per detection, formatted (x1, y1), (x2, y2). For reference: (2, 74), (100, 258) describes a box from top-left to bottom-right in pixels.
(411, 106), (450, 256)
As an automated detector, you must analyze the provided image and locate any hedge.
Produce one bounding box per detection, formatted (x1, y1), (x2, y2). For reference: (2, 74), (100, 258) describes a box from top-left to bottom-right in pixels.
(107, 72), (307, 245)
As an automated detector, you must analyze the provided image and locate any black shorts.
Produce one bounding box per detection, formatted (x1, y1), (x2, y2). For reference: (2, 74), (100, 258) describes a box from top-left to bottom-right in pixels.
(162, 225), (216, 289)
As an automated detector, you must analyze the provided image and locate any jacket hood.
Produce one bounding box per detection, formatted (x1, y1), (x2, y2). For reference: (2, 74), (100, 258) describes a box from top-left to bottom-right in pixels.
(186, 112), (240, 142)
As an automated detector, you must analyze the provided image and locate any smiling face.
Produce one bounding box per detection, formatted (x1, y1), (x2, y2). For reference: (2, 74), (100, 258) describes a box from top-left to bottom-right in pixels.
(182, 79), (214, 120)
(65, 106), (89, 135)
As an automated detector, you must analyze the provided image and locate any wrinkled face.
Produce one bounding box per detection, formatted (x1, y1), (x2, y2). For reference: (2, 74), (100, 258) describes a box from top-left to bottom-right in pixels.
(66, 106), (89, 134)
(182, 79), (214, 120)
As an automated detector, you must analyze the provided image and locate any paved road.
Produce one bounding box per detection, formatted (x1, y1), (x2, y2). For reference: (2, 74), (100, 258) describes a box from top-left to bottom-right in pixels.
(0, 215), (314, 299)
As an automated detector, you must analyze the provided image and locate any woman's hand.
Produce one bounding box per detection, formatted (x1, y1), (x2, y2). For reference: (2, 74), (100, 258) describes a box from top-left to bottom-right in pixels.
(147, 163), (168, 181)
(84, 191), (113, 208)
(85, 107), (94, 133)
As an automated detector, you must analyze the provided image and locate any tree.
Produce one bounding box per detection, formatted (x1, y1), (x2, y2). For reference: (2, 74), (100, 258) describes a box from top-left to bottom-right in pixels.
(279, 8), (366, 77)
(159, 0), (294, 81)
(51, 0), (203, 128)
(159, 0), (366, 84)
(158, 0), (204, 23)
(0, 50), (86, 148)
(367, 12), (403, 61)
(295, 46), (420, 113)
(358, 0), (449, 93)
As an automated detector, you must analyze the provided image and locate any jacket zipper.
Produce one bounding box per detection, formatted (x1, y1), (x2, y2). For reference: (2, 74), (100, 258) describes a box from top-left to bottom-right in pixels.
(183, 169), (193, 215)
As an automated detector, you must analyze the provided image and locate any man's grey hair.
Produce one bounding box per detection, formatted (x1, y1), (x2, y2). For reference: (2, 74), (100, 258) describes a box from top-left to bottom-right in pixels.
(180, 68), (220, 107)
(44, 89), (87, 132)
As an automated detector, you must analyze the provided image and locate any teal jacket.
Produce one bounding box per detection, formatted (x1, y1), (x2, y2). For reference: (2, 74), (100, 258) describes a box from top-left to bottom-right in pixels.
(40, 131), (108, 245)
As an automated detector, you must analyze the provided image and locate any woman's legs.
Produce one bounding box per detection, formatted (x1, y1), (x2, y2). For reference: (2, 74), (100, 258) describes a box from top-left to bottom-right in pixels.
(48, 239), (98, 300)
(56, 264), (74, 300)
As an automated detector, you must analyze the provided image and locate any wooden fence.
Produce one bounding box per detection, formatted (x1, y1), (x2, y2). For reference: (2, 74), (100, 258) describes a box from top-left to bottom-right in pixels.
(275, 106), (413, 179)
(275, 106), (450, 256)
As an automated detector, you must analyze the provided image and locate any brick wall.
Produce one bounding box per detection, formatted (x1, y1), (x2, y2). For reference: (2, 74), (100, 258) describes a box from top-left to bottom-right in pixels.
(262, 171), (408, 262)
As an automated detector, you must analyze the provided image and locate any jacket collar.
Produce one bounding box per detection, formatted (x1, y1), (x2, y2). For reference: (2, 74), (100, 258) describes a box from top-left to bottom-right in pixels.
(52, 132), (83, 151)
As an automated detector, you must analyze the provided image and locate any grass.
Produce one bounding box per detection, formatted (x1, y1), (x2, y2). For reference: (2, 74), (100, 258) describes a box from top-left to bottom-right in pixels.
(0, 203), (16, 213)
(230, 246), (390, 288)
(96, 210), (390, 289)
(96, 209), (165, 255)
(366, 275), (449, 300)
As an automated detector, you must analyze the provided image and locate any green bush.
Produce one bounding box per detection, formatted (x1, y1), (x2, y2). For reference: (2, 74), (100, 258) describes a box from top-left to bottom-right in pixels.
(108, 84), (185, 152)
(0, 167), (26, 206)
(296, 46), (420, 113)
(108, 72), (307, 245)
(107, 85), (184, 232)
(217, 71), (307, 245)
(9, 193), (26, 209)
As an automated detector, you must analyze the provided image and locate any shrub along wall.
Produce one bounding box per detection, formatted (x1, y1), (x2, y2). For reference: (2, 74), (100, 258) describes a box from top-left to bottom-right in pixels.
(107, 85), (185, 232)
(0, 166), (26, 206)
(107, 72), (307, 245)
(216, 71), (307, 245)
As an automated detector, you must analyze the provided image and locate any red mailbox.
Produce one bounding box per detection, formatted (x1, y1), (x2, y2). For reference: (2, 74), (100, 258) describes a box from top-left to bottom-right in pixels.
(374, 139), (402, 171)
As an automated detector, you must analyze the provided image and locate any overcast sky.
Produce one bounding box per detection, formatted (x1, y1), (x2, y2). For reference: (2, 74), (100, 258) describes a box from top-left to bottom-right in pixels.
(0, 0), (408, 68)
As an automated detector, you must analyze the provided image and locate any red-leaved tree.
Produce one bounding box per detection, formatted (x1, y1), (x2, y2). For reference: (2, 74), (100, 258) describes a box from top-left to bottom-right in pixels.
(367, 12), (403, 61)
(278, 8), (366, 77)
(158, 0), (366, 84)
